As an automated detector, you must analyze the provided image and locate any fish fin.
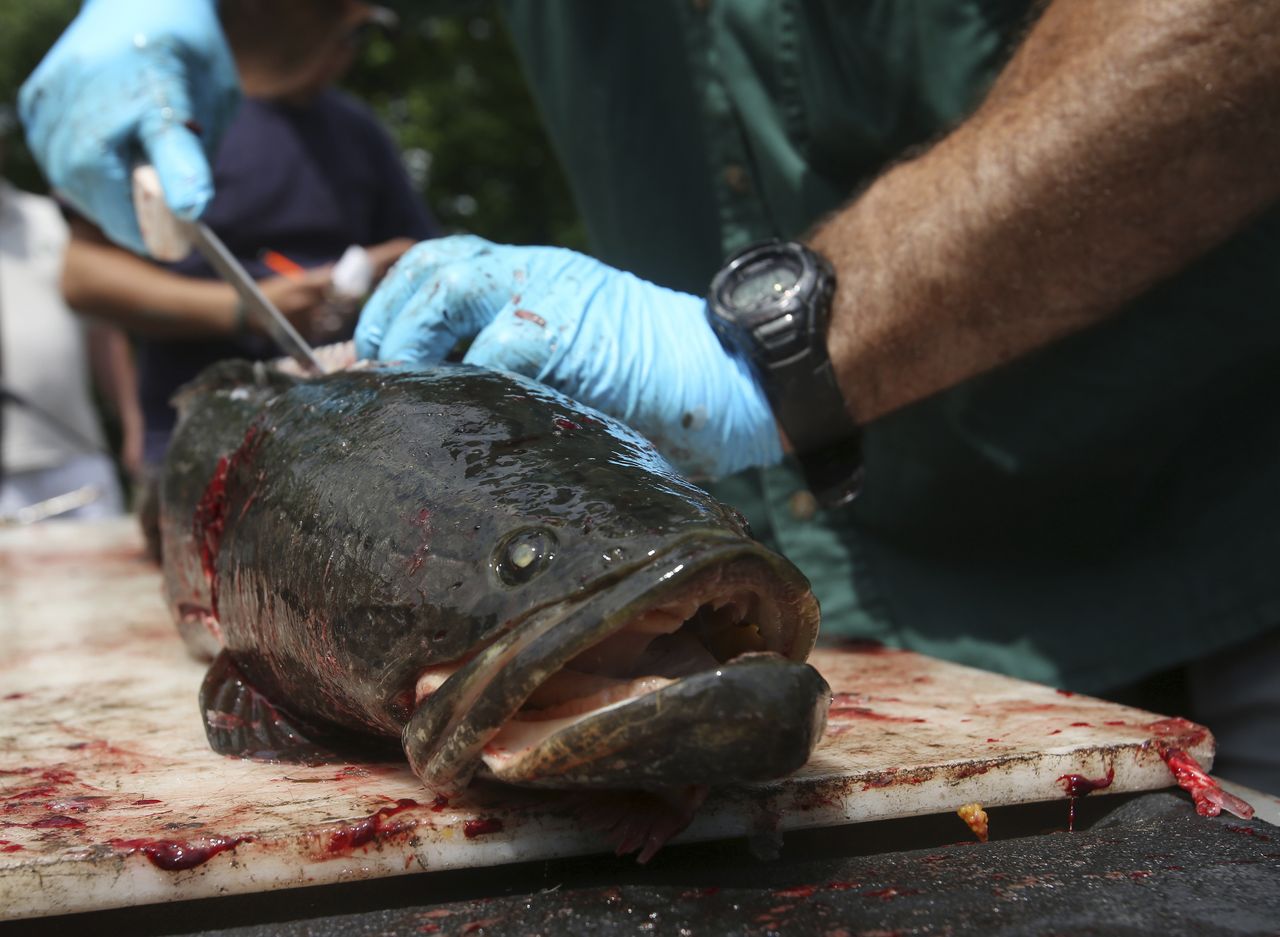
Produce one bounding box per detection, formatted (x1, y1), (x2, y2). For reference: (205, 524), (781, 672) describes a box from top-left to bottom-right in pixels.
(571, 784), (710, 864)
(199, 650), (338, 765)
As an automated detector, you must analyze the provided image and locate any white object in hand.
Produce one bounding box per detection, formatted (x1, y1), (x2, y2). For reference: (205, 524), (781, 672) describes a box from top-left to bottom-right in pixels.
(130, 164), (193, 262)
(331, 245), (374, 300)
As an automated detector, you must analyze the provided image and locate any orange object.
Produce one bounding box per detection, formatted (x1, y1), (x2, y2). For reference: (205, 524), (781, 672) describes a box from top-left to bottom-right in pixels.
(262, 250), (306, 278)
(957, 802), (989, 842)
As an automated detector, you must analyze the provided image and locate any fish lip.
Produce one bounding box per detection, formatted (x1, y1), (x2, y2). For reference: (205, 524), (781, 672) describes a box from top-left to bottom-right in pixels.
(401, 535), (819, 794)
(485, 653), (831, 789)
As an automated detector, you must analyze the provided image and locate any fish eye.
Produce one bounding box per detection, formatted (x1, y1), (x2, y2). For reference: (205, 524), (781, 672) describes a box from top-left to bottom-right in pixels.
(494, 528), (556, 586)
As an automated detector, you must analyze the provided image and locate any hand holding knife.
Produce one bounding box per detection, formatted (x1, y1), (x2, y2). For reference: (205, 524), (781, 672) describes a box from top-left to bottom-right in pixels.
(131, 165), (327, 376)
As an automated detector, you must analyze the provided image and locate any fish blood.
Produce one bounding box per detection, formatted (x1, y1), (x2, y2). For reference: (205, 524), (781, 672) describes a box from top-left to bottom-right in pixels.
(1158, 748), (1254, 819)
(1057, 767), (1113, 831)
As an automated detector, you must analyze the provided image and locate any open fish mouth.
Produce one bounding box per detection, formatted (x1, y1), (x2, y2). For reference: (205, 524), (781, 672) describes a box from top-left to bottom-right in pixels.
(403, 537), (827, 794)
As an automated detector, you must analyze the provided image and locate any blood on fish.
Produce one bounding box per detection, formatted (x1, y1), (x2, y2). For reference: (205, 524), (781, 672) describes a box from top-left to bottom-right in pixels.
(192, 423), (263, 616)
(194, 458), (230, 605)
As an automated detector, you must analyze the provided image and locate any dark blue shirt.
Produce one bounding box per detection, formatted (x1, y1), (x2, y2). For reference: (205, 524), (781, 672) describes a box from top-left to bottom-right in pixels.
(141, 90), (439, 465)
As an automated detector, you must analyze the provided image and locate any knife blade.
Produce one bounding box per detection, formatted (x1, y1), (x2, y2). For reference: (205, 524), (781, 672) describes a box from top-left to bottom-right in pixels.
(130, 165), (326, 375)
(183, 220), (325, 375)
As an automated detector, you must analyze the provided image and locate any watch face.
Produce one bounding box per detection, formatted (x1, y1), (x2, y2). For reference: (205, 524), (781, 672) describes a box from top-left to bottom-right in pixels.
(727, 253), (804, 320)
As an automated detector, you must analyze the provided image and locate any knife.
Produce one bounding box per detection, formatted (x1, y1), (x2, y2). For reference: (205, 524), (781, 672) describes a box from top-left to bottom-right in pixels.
(131, 165), (326, 375)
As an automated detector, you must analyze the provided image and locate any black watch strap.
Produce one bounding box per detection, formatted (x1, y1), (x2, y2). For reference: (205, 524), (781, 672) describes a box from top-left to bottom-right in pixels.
(708, 241), (863, 508)
(769, 345), (864, 509)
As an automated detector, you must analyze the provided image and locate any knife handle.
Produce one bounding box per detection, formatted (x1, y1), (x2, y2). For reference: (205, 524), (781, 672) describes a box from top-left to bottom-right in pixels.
(131, 164), (194, 262)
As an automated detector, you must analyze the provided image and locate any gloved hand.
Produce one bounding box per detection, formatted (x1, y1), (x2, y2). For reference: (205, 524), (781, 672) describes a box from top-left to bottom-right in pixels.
(356, 236), (783, 479)
(19, 0), (239, 254)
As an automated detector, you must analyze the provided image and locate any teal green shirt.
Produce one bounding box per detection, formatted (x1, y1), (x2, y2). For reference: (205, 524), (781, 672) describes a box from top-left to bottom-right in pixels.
(503, 1), (1280, 691)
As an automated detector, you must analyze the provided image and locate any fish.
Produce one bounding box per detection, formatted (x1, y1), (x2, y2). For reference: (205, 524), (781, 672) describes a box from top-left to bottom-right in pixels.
(159, 357), (828, 856)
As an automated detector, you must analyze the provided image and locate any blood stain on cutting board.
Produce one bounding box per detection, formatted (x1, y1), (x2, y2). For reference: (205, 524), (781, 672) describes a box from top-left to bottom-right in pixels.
(0, 519), (1225, 921)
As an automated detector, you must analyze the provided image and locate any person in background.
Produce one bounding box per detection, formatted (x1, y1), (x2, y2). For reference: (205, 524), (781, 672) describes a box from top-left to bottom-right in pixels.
(20, 2), (1280, 796)
(58, 0), (438, 478)
(0, 138), (134, 522)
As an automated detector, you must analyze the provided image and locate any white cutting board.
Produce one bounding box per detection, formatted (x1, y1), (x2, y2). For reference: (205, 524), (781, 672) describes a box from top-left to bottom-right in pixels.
(0, 519), (1211, 920)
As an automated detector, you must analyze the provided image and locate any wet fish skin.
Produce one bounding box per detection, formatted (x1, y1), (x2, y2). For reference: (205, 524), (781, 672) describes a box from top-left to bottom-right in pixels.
(161, 361), (826, 794)
(161, 360), (295, 659)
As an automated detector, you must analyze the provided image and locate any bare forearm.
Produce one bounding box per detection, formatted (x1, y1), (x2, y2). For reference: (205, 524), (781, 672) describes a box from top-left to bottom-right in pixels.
(86, 324), (140, 421)
(812, 0), (1280, 422)
(62, 225), (239, 338)
(86, 324), (146, 475)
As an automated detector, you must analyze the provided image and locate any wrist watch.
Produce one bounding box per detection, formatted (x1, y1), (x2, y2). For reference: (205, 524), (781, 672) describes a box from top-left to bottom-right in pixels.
(707, 240), (863, 508)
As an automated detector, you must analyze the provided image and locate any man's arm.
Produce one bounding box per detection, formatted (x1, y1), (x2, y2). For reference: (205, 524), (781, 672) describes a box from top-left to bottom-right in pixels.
(352, 0), (1280, 480)
(811, 0), (1280, 423)
(62, 219), (333, 340)
(63, 219), (242, 338)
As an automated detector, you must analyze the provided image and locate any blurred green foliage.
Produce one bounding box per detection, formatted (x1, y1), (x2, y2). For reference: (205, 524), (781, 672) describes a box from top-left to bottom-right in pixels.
(0, 0), (584, 248)
(344, 4), (585, 247)
(0, 0), (80, 192)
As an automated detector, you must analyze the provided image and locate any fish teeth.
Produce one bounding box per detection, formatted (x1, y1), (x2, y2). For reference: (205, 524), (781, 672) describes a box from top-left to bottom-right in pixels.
(628, 609), (685, 635)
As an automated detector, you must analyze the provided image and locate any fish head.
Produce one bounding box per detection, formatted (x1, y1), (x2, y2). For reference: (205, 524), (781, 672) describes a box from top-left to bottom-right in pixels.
(387, 369), (827, 794)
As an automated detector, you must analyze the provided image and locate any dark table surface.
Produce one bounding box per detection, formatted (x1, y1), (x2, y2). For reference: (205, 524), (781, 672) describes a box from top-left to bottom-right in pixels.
(4, 790), (1278, 937)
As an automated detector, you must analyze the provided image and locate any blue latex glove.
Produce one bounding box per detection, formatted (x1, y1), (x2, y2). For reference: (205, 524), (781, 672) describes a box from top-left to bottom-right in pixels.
(19, 0), (239, 254)
(356, 236), (784, 479)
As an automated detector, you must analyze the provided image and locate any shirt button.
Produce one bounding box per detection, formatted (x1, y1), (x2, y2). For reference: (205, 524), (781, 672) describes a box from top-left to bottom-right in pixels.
(723, 164), (751, 194)
(788, 490), (819, 522)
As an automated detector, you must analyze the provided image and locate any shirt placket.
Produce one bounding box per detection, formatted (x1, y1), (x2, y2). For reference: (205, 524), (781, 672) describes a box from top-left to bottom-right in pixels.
(679, 0), (774, 261)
